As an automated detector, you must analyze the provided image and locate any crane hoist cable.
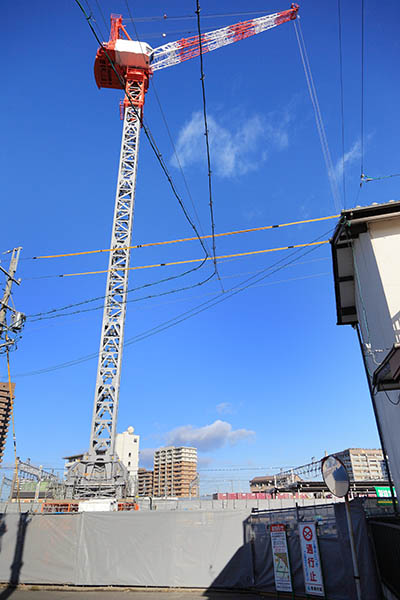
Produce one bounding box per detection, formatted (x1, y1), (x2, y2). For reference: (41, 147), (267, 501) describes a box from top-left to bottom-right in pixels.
(293, 17), (342, 213)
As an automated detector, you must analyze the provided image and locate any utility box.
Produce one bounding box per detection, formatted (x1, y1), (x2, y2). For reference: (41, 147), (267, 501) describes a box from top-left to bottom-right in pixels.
(78, 498), (117, 512)
(331, 200), (400, 497)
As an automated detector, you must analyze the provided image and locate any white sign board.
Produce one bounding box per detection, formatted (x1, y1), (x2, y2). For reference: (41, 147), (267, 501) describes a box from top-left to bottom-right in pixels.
(299, 522), (324, 596)
(270, 524), (292, 592)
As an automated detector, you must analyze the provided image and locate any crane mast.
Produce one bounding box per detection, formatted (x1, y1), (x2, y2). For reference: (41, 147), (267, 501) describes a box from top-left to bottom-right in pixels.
(66, 5), (298, 499)
(66, 71), (148, 499)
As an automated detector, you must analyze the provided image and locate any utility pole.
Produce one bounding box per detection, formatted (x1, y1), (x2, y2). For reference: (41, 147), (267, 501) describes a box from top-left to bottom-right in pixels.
(0, 248), (25, 353)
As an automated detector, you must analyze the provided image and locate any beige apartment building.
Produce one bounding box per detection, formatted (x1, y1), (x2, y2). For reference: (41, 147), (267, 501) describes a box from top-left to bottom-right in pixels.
(335, 448), (388, 481)
(137, 468), (153, 497)
(153, 446), (198, 497)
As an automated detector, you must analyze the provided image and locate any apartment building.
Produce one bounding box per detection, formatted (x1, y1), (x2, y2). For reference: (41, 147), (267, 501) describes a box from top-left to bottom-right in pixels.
(335, 448), (388, 481)
(249, 475), (275, 492)
(153, 446), (198, 497)
(115, 426), (140, 492)
(137, 468), (153, 496)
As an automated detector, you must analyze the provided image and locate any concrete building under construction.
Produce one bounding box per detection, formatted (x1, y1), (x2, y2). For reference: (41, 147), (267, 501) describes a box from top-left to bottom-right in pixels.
(153, 446), (198, 497)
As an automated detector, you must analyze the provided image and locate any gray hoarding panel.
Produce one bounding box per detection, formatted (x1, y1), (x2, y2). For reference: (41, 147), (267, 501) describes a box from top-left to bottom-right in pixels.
(20, 514), (79, 584)
(182, 511), (253, 588)
(76, 511), (176, 586)
(250, 521), (275, 591)
(0, 514), (22, 582)
(76, 510), (253, 588)
(0, 513), (78, 585)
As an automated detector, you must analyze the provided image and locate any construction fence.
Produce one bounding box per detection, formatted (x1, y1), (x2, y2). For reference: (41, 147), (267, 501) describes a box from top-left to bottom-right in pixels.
(0, 496), (343, 514)
(0, 499), (380, 599)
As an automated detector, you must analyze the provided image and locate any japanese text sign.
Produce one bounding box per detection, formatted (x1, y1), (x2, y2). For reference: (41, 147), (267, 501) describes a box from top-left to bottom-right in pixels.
(270, 524), (292, 592)
(299, 522), (324, 596)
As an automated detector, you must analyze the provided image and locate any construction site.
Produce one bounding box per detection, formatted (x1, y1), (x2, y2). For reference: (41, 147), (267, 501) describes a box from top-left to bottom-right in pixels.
(2, 0), (400, 598)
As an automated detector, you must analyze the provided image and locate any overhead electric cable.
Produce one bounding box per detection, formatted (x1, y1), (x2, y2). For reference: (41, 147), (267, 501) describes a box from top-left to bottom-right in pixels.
(293, 18), (342, 213)
(28, 271), (329, 323)
(93, 0), (108, 35)
(126, 10), (275, 24)
(337, 0), (346, 208)
(9, 230), (331, 378)
(28, 271), (216, 318)
(27, 214), (339, 260)
(26, 240), (329, 279)
(361, 173), (400, 183)
(27, 257), (329, 321)
(195, 0), (224, 292)
(360, 0), (365, 184)
(28, 271), (216, 322)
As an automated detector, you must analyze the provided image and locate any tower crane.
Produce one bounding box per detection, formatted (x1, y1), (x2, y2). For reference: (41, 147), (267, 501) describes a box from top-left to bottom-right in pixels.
(65, 4), (299, 499)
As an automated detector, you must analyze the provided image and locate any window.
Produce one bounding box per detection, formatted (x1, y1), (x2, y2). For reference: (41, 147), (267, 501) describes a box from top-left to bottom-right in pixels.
(128, 452), (131, 458)
(128, 461), (131, 467)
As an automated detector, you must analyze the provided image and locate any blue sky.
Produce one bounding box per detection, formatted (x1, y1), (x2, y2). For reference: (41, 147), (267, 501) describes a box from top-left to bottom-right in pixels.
(2, 0), (399, 493)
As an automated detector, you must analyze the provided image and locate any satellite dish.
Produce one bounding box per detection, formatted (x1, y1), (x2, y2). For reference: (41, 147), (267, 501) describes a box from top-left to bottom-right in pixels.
(321, 455), (350, 498)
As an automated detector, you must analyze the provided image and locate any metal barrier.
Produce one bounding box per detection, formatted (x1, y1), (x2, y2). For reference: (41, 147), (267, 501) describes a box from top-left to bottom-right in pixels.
(369, 518), (400, 598)
(41, 501), (79, 514)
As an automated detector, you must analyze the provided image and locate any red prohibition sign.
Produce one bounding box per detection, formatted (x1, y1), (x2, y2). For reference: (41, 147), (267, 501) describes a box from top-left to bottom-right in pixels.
(302, 526), (313, 541)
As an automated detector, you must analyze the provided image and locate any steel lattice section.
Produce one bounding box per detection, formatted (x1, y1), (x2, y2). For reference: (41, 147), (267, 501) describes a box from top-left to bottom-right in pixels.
(90, 81), (142, 456)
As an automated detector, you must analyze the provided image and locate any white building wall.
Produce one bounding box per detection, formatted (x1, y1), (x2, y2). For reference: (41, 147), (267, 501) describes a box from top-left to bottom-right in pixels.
(115, 426), (140, 493)
(352, 217), (400, 495)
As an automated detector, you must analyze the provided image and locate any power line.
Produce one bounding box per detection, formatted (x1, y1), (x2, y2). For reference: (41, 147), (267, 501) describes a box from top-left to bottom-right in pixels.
(93, 0), (108, 36)
(27, 257), (329, 321)
(26, 214), (339, 261)
(27, 270), (215, 319)
(195, 0), (224, 293)
(27, 240), (330, 279)
(337, 0), (346, 208)
(28, 271), (216, 322)
(125, 10), (278, 24)
(8, 230), (330, 378)
(361, 173), (400, 183)
(28, 271), (329, 324)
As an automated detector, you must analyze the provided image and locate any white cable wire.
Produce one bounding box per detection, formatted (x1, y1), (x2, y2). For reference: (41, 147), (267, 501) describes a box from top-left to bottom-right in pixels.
(294, 19), (342, 213)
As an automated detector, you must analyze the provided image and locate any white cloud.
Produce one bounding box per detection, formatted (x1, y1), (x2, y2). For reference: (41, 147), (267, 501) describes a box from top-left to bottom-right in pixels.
(139, 448), (155, 469)
(171, 110), (290, 178)
(331, 139), (361, 183)
(198, 455), (213, 467)
(216, 402), (233, 415)
(165, 419), (255, 452)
